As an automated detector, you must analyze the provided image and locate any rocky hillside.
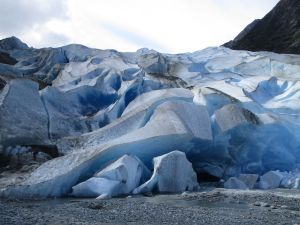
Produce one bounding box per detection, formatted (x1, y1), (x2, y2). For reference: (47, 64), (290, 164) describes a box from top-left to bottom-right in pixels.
(224, 0), (300, 54)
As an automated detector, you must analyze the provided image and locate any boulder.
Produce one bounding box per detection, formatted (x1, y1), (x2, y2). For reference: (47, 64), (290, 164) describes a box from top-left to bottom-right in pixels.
(258, 171), (283, 189)
(133, 151), (198, 194)
(71, 155), (150, 198)
(224, 177), (248, 190)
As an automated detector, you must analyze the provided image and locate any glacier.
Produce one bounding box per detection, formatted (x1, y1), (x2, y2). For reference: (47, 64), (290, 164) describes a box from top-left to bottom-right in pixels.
(0, 36), (300, 197)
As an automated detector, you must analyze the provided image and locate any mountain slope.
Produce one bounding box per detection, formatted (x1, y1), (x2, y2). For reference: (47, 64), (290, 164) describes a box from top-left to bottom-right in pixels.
(224, 0), (300, 54)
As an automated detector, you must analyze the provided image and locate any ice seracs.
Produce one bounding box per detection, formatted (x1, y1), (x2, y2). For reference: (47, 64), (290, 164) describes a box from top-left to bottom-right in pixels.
(238, 174), (259, 189)
(280, 170), (300, 189)
(71, 177), (120, 198)
(223, 174), (259, 190)
(0, 79), (49, 146)
(71, 154), (150, 198)
(224, 177), (248, 190)
(133, 151), (198, 194)
(1, 37), (300, 198)
(214, 104), (260, 133)
(224, 170), (300, 190)
(258, 171), (284, 190)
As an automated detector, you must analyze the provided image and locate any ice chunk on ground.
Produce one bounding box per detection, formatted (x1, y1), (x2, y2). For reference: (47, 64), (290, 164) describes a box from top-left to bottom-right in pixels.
(133, 151), (198, 194)
(72, 177), (120, 198)
(238, 174), (259, 189)
(282, 177), (300, 189)
(258, 171), (283, 189)
(71, 155), (150, 197)
(280, 170), (300, 189)
(224, 177), (248, 190)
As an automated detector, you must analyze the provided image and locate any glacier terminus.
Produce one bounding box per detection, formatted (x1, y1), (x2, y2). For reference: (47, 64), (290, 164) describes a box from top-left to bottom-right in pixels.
(0, 36), (300, 198)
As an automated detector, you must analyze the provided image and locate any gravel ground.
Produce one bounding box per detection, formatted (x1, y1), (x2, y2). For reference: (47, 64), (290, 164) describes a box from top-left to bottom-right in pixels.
(1, 188), (300, 225)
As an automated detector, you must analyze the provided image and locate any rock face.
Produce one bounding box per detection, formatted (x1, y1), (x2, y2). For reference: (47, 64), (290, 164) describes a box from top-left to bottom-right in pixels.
(0, 36), (28, 51)
(0, 36), (300, 197)
(134, 151), (198, 194)
(224, 0), (300, 54)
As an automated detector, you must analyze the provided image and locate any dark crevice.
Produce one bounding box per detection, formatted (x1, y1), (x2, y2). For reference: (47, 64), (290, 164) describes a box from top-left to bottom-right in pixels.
(21, 145), (60, 160)
(197, 172), (220, 182)
(148, 72), (187, 88)
(40, 94), (52, 141)
(0, 51), (18, 65)
(0, 77), (7, 90)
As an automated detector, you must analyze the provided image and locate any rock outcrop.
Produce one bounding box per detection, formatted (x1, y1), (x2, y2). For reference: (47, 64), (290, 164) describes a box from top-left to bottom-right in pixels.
(224, 0), (300, 54)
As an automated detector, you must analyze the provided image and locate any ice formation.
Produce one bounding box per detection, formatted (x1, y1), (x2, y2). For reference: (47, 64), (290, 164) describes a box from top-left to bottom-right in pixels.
(224, 177), (248, 190)
(258, 171), (284, 189)
(0, 36), (300, 197)
(224, 170), (300, 190)
(237, 174), (259, 189)
(133, 151), (198, 194)
(71, 155), (150, 198)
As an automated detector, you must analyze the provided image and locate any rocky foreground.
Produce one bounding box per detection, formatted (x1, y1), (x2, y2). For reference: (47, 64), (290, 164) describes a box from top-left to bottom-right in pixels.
(1, 189), (300, 225)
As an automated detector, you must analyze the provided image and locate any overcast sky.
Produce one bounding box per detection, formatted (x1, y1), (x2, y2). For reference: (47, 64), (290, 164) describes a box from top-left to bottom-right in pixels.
(0, 0), (280, 53)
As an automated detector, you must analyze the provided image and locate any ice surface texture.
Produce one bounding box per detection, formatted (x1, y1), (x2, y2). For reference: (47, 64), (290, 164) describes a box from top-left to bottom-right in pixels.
(0, 37), (300, 197)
